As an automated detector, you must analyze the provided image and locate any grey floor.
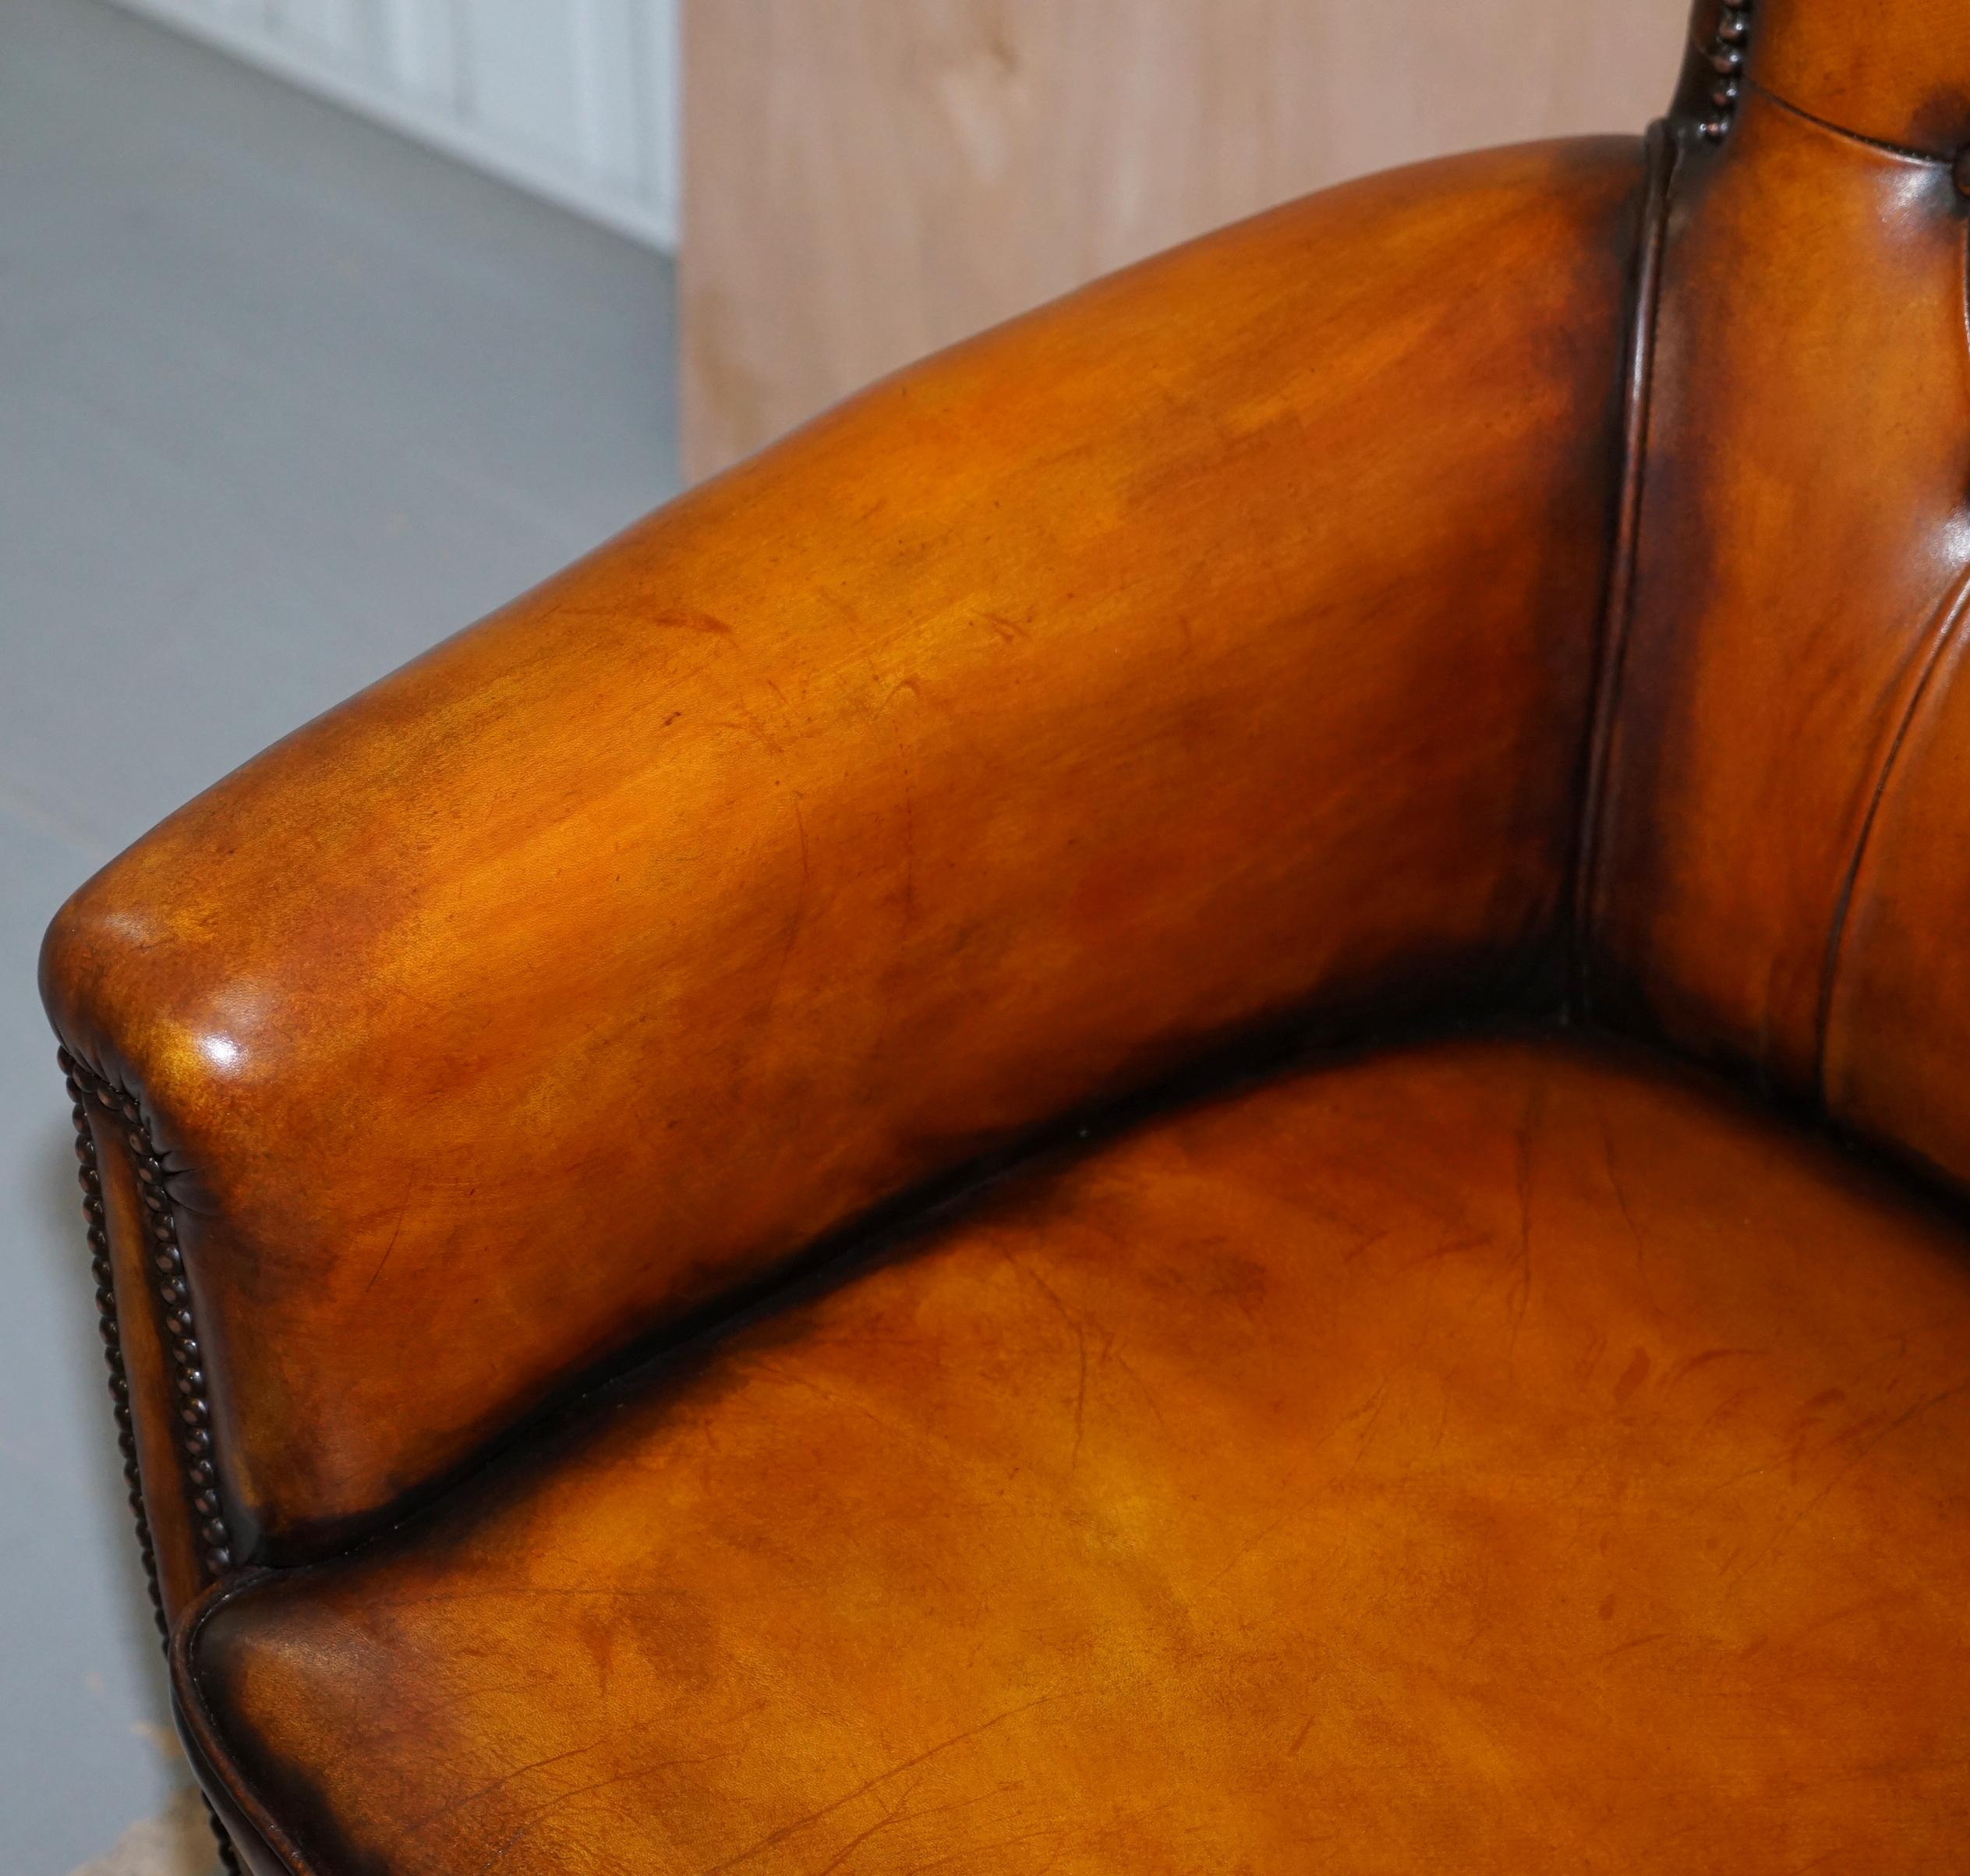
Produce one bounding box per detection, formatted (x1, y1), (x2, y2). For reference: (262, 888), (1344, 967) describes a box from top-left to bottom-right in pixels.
(0, 2), (679, 1864)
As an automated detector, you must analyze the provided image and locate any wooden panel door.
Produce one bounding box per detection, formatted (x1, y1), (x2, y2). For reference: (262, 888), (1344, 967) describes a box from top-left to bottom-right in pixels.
(682, 0), (1689, 478)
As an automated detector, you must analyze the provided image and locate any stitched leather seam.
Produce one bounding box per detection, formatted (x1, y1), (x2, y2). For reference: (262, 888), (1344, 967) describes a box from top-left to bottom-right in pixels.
(1813, 562), (1970, 1101)
(1570, 119), (1678, 1014)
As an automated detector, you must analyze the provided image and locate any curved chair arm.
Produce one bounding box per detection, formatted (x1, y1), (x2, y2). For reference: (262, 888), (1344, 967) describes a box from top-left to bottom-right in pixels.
(41, 135), (1643, 1591)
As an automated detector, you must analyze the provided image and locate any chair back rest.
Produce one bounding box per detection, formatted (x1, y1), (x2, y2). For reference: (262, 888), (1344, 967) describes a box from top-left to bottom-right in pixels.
(1583, 0), (1970, 1191)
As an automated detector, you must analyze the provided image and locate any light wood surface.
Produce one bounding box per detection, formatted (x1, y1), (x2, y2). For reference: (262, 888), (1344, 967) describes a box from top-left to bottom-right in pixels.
(681, 0), (1692, 478)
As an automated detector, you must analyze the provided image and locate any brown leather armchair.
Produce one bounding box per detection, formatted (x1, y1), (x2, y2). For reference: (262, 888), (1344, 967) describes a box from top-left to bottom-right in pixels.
(41, 2), (1970, 1867)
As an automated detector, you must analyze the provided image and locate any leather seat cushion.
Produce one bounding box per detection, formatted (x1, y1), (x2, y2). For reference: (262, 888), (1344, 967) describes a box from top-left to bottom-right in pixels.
(184, 1035), (1970, 1874)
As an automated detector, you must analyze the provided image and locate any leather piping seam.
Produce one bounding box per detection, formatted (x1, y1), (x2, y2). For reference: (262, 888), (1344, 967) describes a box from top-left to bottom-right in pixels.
(1959, 211), (1970, 366)
(1813, 561), (1970, 1103)
(1570, 118), (1678, 1015)
(58, 1048), (237, 1581)
(173, 1575), (320, 1876)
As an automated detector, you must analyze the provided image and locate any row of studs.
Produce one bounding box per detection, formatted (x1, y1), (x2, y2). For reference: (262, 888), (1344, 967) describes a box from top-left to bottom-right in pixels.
(59, 1048), (235, 1581)
(65, 1060), (169, 1642)
(1696, 0), (1755, 141)
(62, 1061), (246, 1876)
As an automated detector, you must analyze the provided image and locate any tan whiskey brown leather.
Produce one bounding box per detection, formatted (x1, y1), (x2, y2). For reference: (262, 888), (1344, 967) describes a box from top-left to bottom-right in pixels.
(42, 137), (1639, 1567)
(180, 1038), (1970, 1874)
(1751, 0), (1970, 151)
(37, 2), (1970, 1868)
(1583, 74), (1970, 1101)
(1585, 1), (1970, 1200)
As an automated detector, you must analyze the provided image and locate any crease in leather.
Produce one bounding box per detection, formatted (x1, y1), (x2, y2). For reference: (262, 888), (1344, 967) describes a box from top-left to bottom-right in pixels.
(1739, 73), (1955, 167)
(1583, 87), (1970, 1096)
(1744, 0), (1970, 158)
(1689, 0), (1961, 165)
(1813, 558), (1970, 1098)
(1572, 116), (1679, 1015)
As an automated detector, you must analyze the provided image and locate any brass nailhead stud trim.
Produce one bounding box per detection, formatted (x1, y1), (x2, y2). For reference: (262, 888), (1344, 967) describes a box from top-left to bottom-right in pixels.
(58, 1050), (235, 1582)
(1698, 1), (1755, 143)
(60, 1051), (245, 1874)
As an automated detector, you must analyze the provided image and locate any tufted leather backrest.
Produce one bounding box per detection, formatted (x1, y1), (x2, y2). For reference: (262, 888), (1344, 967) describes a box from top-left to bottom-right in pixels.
(1581, 0), (1970, 1193)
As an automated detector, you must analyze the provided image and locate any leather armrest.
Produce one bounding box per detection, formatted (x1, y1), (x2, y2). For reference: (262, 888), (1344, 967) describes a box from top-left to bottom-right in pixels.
(41, 135), (1643, 1581)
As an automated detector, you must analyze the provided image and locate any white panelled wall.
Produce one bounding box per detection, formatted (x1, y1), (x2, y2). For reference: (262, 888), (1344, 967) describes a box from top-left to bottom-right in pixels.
(108, 0), (680, 248)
